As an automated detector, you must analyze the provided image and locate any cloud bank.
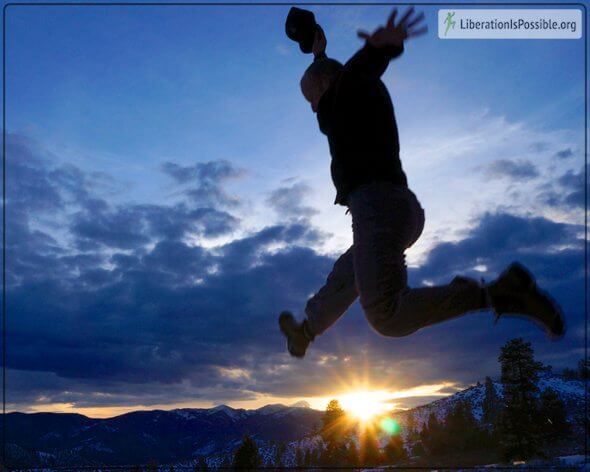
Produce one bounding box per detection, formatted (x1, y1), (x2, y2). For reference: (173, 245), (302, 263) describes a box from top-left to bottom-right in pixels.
(5, 133), (584, 414)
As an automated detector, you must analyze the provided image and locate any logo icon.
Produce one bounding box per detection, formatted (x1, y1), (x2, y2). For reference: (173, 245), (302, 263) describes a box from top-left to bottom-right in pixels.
(444, 11), (456, 35)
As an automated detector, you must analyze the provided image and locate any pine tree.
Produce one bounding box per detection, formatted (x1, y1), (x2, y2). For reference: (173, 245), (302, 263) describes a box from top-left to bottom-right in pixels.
(321, 399), (348, 448)
(411, 440), (425, 457)
(319, 444), (331, 466)
(562, 367), (578, 380)
(446, 399), (479, 451)
(198, 456), (208, 472)
(359, 427), (381, 467)
(232, 434), (261, 471)
(312, 444), (323, 466)
(383, 433), (407, 463)
(273, 441), (286, 467)
(578, 358), (589, 379)
(478, 377), (501, 450)
(194, 455), (208, 471)
(303, 449), (311, 467)
(330, 442), (348, 467)
(498, 337), (544, 461)
(405, 411), (419, 442)
(419, 416), (429, 450)
(346, 440), (359, 466)
(221, 455), (231, 468)
(538, 387), (570, 443)
(482, 376), (502, 428)
(420, 412), (445, 456)
(294, 446), (303, 467)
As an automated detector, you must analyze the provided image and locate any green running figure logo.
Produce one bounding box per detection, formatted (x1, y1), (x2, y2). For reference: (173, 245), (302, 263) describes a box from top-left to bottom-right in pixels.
(444, 11), (456, 35)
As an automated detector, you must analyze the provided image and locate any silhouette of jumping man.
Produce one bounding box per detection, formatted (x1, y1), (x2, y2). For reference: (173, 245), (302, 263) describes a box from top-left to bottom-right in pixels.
(279, 7), (565, 358)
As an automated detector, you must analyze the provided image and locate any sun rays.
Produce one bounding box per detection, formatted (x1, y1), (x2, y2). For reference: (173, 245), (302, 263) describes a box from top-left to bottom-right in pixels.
(337, 390), (392, 422)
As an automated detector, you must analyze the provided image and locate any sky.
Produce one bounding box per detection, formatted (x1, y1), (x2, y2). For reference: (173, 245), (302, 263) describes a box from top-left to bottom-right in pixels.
(3, 2), (586, 418)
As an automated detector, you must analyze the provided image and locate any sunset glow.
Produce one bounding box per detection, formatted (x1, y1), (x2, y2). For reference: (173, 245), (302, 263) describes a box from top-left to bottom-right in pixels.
(337, 390), (392, 421)
(13, 382), (460, 419)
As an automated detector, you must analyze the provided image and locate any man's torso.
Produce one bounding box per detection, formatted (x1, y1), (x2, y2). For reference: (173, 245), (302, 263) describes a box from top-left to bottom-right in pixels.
(317, 68), (408, 206)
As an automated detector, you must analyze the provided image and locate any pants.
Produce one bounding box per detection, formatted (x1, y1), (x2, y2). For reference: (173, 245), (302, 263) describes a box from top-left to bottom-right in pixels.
(305, 181), (484, 337)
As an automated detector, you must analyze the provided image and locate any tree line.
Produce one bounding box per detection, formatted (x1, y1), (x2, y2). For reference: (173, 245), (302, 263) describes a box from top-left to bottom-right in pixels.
(204, 337), (582, 469)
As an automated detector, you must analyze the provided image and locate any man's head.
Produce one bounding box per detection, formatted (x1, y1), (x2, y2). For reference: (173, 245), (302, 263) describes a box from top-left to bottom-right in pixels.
(300, 58), (343, 113)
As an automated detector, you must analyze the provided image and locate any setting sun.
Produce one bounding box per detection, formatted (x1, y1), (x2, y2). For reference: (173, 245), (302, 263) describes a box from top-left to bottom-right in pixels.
(337, 390), (392, 421)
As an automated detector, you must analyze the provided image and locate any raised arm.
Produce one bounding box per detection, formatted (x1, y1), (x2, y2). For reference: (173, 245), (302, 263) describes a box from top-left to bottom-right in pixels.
(312, 25), (328, 62)
(346, 7), (427, 78)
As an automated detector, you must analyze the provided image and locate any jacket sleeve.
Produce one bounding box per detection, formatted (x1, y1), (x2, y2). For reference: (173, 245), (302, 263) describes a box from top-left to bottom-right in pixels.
(313, 51), (328, 62)
(343, 41), (404, 78)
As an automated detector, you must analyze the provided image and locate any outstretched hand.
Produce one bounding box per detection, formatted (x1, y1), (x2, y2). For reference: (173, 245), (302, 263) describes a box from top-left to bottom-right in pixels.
(357, 7), (427, 48)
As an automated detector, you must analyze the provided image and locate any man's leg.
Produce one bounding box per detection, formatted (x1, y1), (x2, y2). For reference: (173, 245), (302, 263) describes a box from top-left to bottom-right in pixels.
(349, 182), (487, 337)
(305, 246), (358, 336)
(278, 246), (358, 358)
(367, 277), (486, 337)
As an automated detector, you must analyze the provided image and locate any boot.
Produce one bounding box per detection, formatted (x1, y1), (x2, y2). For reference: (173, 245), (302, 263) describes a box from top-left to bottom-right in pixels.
(486, 262), (566, 340)
(278, 311), (315, 358)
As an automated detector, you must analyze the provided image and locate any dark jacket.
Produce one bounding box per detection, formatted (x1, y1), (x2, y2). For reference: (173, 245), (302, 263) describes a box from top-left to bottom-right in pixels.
(316, 42), (408, 206)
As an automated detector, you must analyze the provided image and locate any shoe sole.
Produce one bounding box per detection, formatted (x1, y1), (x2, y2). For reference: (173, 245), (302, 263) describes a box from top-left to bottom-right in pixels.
(278, 312), (305, 358)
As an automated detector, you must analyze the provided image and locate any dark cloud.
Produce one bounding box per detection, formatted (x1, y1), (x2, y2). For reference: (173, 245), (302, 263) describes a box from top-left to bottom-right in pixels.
(484, 159), (539, 180)
(412, 211), (581, 284)
(162, 160), (244, 207)
(538, 166), (584, 210)
(71, 204), (239, 250)
(6, 135), (240, 253)
(6, 133), (584, 412)
(554, 148), (574, 159)
(162, 160), (242, 185)
(529, 141), (549, 153)
(6, 134), (63, 214)
(6, 134), (334, 407)
(267, 182), (318, 220)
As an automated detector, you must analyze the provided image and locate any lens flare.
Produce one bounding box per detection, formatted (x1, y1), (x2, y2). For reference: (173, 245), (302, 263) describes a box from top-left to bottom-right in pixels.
(379, 417), (401, 435)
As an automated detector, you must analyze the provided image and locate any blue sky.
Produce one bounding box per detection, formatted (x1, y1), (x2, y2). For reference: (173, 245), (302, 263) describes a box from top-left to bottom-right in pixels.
(4, 3), (586, 416)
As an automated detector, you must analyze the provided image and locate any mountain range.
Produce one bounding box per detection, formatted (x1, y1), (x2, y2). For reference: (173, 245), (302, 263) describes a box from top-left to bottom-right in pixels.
(5, 373), (586, 469)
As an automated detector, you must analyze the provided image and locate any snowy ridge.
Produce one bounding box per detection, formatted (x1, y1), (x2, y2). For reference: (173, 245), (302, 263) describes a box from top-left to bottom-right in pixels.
(194, 374), (586, 469)
(7, 374), (585, 469)
(394, 374), (585, 435)
(206, 404), (246, 419)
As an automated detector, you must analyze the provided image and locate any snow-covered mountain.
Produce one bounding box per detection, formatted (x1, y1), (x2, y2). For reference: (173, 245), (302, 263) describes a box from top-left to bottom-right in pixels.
(183, 373), (586, 469)
(5, 403), (322, 468)
(6, 374), (586, 469)
(393, 373), (585, 434)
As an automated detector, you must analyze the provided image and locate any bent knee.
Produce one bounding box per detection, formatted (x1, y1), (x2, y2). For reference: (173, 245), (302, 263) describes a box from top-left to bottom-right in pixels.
(369, 318), (415, 337)
(363, 298), (415, 338)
